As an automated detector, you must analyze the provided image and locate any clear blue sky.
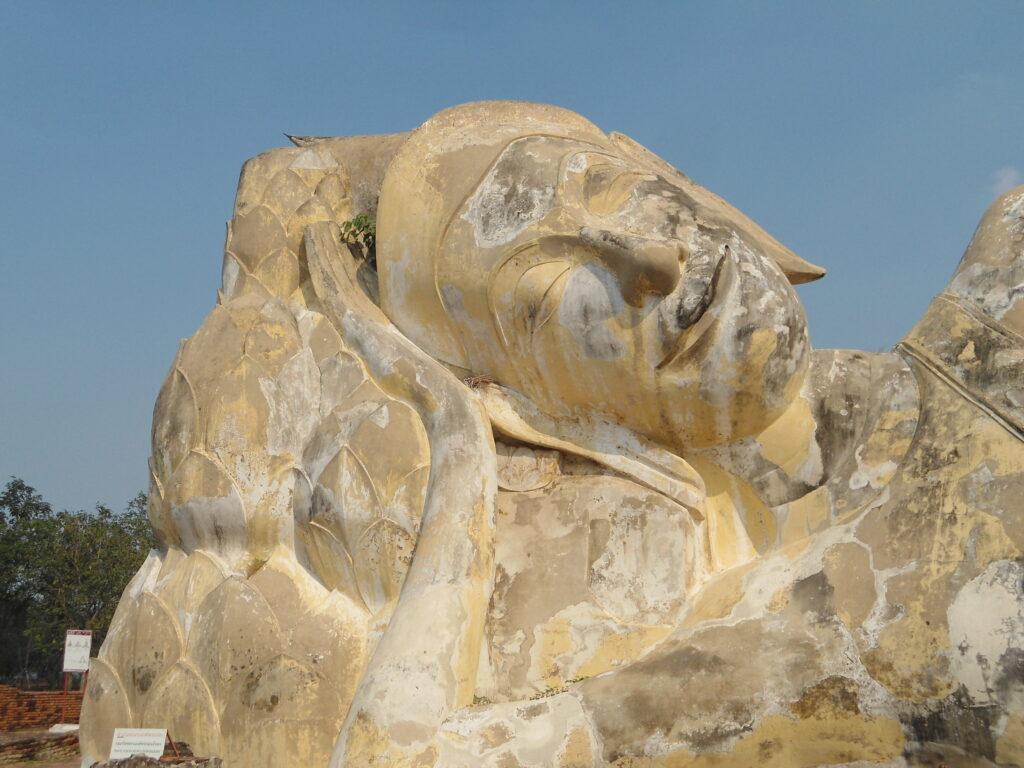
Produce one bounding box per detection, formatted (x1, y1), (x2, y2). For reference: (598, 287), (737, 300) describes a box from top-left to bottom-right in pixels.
(2, 1), (1021, 513)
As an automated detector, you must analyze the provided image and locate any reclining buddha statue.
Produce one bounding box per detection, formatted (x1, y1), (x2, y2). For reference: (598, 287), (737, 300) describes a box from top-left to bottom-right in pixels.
(80, 102), (1024, 767)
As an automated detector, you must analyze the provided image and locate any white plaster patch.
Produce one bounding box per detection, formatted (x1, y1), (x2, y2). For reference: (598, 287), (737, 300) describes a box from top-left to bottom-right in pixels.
(369, 404), (390, 429)
(999, 182), (1024, 212)
(221, 254), (241, 297)
(440, 692), (593, 765)
(462, 151), (555, 248)
(466, 174), (557, 246)
(289, 149), (336, 170)
(947, 559), (1024, 706)
(948, 261), (1024, 321)
(123, 550), (164, 600)
(566, 153), (589, 174)
(848, 445), (898, 491)
(588, 497), (690, 624)
(261, 348), (322, 458)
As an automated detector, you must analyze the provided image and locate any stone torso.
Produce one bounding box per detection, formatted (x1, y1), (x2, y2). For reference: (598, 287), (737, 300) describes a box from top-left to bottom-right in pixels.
(481, 444), (707, 701)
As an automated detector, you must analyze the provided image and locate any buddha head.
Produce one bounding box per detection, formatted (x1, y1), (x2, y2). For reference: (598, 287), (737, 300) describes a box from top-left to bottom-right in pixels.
(377, 102), (824, 450)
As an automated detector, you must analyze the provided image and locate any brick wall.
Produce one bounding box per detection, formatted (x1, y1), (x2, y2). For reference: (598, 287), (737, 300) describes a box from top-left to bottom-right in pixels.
(0, 732), (79, 765)
(0, 685), (83, 730)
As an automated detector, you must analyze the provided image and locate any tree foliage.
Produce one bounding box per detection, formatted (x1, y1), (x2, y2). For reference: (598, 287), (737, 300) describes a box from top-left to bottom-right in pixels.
(0, 478), (156, 687)
(339, 214), (377, 268)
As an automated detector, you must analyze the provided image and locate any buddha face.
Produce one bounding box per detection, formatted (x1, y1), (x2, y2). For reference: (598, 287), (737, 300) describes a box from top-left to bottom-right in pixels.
(379, 107), (814, 451)
(427, 135), (808, 450)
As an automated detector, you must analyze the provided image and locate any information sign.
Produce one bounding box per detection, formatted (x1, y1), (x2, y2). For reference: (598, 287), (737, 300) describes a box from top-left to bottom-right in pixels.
(62, 629), (92, 673)
(109, 728), (167, 759)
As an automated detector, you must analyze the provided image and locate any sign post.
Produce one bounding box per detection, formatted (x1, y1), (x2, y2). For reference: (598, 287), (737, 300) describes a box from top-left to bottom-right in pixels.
(61, 630), (92, 723)
(108, 728), (168, 760)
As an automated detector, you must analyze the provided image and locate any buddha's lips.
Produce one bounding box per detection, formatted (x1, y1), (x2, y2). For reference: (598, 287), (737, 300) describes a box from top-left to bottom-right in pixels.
(657, 246), (730, 370)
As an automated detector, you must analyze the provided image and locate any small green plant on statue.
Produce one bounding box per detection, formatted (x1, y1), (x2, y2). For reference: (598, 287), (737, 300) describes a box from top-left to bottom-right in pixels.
(340, 214), (377, 268)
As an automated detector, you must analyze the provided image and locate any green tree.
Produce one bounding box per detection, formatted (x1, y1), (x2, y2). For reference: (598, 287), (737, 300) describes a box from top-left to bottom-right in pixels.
(0, 479), (156, 686)
(0, 478), (53, 684)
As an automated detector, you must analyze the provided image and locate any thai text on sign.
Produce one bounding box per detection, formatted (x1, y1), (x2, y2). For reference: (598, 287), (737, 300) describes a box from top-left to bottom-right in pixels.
(109, 728), (167, 759)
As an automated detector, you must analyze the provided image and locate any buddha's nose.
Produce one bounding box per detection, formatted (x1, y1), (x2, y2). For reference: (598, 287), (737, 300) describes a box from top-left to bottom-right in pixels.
(579, 227), (683, 307)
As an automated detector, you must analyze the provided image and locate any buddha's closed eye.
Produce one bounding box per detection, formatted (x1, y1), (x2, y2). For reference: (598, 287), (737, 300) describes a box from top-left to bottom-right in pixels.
(582, 163), (654, 217)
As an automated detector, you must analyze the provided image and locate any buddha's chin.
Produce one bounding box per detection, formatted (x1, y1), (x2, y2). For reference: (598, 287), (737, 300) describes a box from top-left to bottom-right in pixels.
(652, 309), (809, 450)
(649, 388), (782, 453)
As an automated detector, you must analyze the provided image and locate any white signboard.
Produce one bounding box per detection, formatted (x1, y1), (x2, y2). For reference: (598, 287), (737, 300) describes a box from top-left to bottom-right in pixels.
(109, 728), (167, 759)
(62, 629), (92, 673)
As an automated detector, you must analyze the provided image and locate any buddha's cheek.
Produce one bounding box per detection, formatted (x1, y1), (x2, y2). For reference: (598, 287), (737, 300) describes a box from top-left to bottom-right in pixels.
(522, 267), (658, 426)
(528, 328), (656, 429)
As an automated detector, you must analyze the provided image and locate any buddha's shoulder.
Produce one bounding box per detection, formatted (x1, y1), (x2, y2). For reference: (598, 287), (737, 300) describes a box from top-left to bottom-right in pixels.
(946, 185), (1024, 331)
(899, 185), (1024, 437)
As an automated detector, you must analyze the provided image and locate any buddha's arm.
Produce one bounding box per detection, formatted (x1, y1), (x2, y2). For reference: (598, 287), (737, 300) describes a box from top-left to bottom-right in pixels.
(301, 222), (500, 768)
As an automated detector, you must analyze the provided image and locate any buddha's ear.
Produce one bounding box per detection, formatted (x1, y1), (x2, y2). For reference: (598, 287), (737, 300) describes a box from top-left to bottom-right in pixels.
(609, 131), (826, 286)
(305, 222), (497, 737)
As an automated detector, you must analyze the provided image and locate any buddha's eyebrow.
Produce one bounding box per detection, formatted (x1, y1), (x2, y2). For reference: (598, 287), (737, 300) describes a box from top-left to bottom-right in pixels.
(583, 162), (635, 181)
(582, 164), (659, 194)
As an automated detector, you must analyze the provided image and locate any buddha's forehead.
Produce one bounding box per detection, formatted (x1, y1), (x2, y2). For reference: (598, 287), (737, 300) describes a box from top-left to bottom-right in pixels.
(469, 133), (653, 194)
(453, 134), (659, 251)
(458, 137), (579, 247)
(473, 133), (633, 174)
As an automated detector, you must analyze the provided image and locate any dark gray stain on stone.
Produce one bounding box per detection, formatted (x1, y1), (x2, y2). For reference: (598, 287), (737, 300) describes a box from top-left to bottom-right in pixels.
(790, 571), (835, 623)
(903, 689), (999, 760)
(580, 619), (825, 762)
(133, 665), (157, 694)
(993, 646), (1024, 701)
